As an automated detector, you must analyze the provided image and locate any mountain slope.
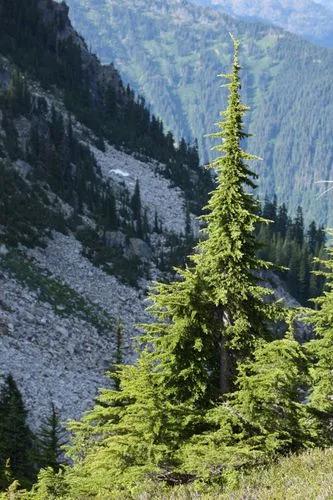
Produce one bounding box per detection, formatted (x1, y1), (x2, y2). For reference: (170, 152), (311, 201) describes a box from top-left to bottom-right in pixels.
(0, 0), (316, 430)
(193, 0), (333, 47)
(0, 0), (211, 426)
(60, 0), (333, 225)
(0, 0), (311, 430)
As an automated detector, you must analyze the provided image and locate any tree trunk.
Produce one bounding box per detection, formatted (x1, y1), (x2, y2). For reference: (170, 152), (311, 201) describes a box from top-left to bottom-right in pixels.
(215, 308), (232, 395)
(219, 334), (231, 395)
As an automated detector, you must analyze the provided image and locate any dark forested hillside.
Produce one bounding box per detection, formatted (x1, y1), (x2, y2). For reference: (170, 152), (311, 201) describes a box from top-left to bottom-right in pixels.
(0, 0), (216, 443)
(0, 0), (212, 215)
(257, 198), (326, 305)
(0, 0), (217, 302)
(63, 0), (333, 226)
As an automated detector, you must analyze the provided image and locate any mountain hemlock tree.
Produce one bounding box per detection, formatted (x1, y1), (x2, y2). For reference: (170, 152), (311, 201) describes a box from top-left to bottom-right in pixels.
(140, 36), (282, 408)
(306, 240), (333, 444)
(140, 36), (281, 403)
(179, 318), (313, 485)
(188, 36), (281, 394)
(63, 38), (283, 495)
(0, 375), (36, 489)
(131, 179), (143, 237)
(38, 403), (66, 472)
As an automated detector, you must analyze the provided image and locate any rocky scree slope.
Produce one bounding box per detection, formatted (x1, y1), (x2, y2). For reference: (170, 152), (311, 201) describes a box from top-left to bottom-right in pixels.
(0, 0), (211, 428)
(64, 0), (333, 226)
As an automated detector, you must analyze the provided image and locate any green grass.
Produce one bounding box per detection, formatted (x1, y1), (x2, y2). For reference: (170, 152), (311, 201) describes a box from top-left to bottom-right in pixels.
(1, 443), (332, 498)
(226, 448), (333, 500)
(140, 448), (333, 499)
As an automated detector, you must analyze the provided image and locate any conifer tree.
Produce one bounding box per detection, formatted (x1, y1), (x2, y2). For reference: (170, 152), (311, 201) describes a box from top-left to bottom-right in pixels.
(110, 320), (125, 391)
(293, 206), (304, 246)
(64, 39), (282, 494)
(306, 240), (333, 444)
(115, 320), (124, 367)
(142, 209), (150, 239)
(184, 203), (192, 241)
(0, 375), (36, 488)
(298, 246), (310, 304)
(308, 221), (319, 255)
(30, 467), (68, 500)
(141, 36), (280, 400)
(263, 194), (277, 223)
(103, 187), (117, 231)
(179, 323), (313, 484)
(66, 354), (188, 496)
(131, 179), (143, 238)
(276, 203), (289, 237)
(38, 403), (65, 472)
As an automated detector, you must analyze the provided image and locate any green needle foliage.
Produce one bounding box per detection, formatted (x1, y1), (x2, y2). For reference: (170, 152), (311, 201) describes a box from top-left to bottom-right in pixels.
(190, 36), (280, 393)
(141, 36), (281, 407)
(178, 332), (313, 486)
(306, 238), (333, 444)
(65, 353), (194, 496)
(38, 404), (66, 472)
(0, 375), (36, 489)
(61, 38), (283, 495)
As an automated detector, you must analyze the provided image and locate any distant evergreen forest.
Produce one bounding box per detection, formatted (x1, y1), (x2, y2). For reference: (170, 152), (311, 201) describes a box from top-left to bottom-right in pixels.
(257, 197), (326, 305)
(64, 0), (333, 225)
